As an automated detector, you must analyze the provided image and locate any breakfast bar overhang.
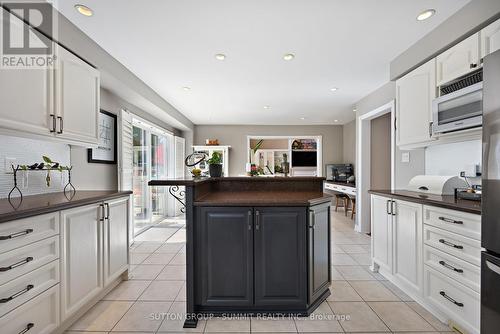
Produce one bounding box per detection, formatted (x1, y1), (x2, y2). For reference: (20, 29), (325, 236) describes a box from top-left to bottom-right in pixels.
(148, 177), (332, 328)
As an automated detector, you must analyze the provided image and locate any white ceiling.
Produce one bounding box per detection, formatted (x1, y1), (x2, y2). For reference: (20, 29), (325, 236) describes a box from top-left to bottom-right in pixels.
(54, 0), (469, 125)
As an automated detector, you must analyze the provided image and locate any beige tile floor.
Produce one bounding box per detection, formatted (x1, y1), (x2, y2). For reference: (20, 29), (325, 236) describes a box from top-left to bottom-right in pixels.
(67, 209), (455, 333)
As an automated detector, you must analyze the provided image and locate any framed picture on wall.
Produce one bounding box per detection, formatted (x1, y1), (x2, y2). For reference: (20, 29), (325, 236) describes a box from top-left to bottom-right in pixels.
(88, 110), (117, 164)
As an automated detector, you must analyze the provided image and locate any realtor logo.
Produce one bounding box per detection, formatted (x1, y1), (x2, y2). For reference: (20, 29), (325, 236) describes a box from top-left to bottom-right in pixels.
(1, 1), (56, 69)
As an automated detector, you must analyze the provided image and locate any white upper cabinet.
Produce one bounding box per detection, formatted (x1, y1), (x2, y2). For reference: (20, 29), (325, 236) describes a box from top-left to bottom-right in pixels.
(436, 33), (480, 86)
(396, 59), (436, 147)
(0, 8), (55, 137)
(55, 45), (100, 145)
(481, 18), (500, 59)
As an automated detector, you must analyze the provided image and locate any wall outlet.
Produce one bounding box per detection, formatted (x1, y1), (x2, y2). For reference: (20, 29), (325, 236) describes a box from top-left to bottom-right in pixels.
(4, 157), (17, 174)
(401, 152), (410, 163)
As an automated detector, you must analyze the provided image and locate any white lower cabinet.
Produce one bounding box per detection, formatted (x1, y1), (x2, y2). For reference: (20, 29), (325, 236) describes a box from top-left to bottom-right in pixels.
(0, 284), (60, 334)
(60, 203), (103, 320)
(370, 194), (481, 334)
(104, 197), (129, 285)
(392, 200), (422, 296)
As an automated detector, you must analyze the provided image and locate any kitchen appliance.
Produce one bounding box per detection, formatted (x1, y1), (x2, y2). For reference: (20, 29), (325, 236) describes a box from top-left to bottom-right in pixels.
(432, 70), (483, 135)
(325, 164), (354, 182)
(482, 49), (500, 334)
(406, 175), (467, 195)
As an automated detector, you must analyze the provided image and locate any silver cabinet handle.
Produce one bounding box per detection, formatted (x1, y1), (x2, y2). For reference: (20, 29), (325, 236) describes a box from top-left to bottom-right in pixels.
(391, 200), (396, 216)
(57, 116), (63, 134)
(0, 229), (33, 241)
(247, 210), (252, 230)
(99, 204), (105, 222)
(49, 114), (56, 133)
(439, 260), (464, 273)
(439, 238), (463, 249)
(386, 200), (391, 215)
(486, 260), (500, 276)
(439, 217), (463, 225)
(0, 284), (34, 303)
(105, 203), (110, 220)
(255, 210), (260, 230)
(309, 210), (315, 229)
(440, 290), (464, 307)
(0, 257), (33, 272)
(18, 323), (34, 334)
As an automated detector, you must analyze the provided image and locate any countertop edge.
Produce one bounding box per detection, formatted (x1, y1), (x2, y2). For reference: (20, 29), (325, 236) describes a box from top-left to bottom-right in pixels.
(368, 190), (481, 215)
(0, 191), (132, 224)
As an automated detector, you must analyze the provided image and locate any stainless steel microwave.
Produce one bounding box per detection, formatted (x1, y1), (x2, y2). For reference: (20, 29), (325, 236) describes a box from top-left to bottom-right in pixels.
(432, 81), (483, 135)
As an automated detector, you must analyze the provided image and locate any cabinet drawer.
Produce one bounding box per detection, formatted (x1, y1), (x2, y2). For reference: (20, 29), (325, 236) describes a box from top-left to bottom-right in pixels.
(424, 245), (480, 292)
(0, 236), (59, 285)
(423, 225), (480, 266)
(0, 284), (59, 334)
(0, 260), (59, 317)
(424, 206), (480, 240)
(0, 213), (59, 255)
(424, 266), (479, 334)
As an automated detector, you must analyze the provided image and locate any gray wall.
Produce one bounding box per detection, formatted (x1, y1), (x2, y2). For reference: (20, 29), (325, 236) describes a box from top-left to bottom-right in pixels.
(370, 114), (391, 189)
(194, 125), (344, 176)
(391, 0), (500, 79)
(342, 120), (356, 167)
(355, 82), (425, 189)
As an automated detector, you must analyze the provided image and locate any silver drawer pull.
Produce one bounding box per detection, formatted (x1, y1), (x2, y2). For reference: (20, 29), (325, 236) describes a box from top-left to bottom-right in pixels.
(438, 217), (463, 225)
(0, 229), (34, 241)
(18, 323), (34, 334)
(438, 239), (463, 249)
(0, 257), (34, 272)
(439, 260), (464, 273)
(440, 290), (464, 307)
(0, 284), (34, 303)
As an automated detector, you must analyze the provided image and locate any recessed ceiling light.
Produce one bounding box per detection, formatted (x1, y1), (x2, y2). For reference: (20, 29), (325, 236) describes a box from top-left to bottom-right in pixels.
(330, 87), (339, 92)
(182, 86), (191, 91)
(215, 53), (226, 61)
(353, 108), (357, 112)
(263, 105), (271, 109)
(300, 117), (306, 120)
(74, 4), (93, 17)
(417, 9), (436, 21)
(334, 119), (339, 122)
(283, 53), (295, 61)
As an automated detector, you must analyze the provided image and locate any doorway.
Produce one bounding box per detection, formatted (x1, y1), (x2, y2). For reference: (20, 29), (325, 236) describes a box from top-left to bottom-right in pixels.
(356, 100), (395, 234)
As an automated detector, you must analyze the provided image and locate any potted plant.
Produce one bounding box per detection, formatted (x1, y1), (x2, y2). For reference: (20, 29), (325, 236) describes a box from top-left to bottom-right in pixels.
(207, 151), (223, 177)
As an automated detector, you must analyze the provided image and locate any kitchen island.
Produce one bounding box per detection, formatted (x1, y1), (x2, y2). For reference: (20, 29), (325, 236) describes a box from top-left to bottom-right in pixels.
(149, 177), (332, 328)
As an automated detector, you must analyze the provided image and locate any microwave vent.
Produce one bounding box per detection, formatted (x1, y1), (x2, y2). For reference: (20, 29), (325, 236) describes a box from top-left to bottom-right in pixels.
(440, 69), (482, 96)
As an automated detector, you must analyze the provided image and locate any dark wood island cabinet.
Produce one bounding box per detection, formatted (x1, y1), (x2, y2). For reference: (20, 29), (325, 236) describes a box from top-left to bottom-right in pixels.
(149, 177), (332, 328)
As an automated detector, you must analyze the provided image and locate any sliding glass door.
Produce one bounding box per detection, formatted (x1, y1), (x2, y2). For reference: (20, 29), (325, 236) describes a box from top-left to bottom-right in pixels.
(132, 121), (173, 236)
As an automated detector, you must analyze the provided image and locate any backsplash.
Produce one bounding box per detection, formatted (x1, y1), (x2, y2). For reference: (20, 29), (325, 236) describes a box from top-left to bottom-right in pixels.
(0, 135), (71, 198)
(425, 139), (482, 184)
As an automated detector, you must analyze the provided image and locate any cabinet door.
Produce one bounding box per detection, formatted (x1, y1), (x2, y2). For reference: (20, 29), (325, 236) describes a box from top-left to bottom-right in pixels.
(104, 197), (129, 286)
(308, 202), (331, 303)
(436, 33), (480, 86)
(481, 18), (500, 59)
(254, 207), (307, 307)
(55, 45), (99, 145)
(371, 195), (393, 274)
(60, 203), (103, 320)
(196, 207), (253, 307)
(393, 200), (423, 296)
(396, 59), (436, 147)
(0, 8), (54, 137)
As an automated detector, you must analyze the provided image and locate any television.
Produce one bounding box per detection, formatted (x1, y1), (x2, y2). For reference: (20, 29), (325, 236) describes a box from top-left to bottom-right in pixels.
(292, 151), (317, 167)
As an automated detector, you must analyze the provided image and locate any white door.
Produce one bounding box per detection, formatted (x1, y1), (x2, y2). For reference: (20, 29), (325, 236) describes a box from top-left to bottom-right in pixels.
(396, 59), (436, 147)
(103, 197), (129, 285)
(55, 45), (100, 145)
(481, 18), (500, 59)
(392, 200), (423, 296)
(60, 203), (103, 320)
(371, 195), (393, 274)
(436, 33), (480, 86)
(0, 8), (54, 137)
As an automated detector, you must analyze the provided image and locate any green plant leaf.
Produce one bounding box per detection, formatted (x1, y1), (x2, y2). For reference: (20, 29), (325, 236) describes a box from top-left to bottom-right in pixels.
(253, 139), (264, 154)
(42, 155), (53, 164)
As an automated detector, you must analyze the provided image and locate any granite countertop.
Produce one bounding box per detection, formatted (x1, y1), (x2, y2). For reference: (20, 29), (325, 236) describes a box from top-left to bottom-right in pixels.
(194, 191), (332, 207)
(369, 189), (481, 215)
(0, 190), (132, 223)
(325, 180), (356, 187)
(149, 176), (326, 186)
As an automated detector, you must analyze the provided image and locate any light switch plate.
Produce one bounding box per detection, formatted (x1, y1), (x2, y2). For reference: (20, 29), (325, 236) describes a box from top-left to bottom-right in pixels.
(4, 157), (17, 174)
(401, 152), (410, 163)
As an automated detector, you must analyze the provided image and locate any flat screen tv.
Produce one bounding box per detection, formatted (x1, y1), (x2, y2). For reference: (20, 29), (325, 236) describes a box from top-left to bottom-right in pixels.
(292, 151), (317, 167)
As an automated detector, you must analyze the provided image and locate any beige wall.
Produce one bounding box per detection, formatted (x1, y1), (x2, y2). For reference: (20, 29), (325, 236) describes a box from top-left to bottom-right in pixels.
(194, 125), (343, 176)
(342, 120), (356, 167)
(370, 114), (391, 189)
